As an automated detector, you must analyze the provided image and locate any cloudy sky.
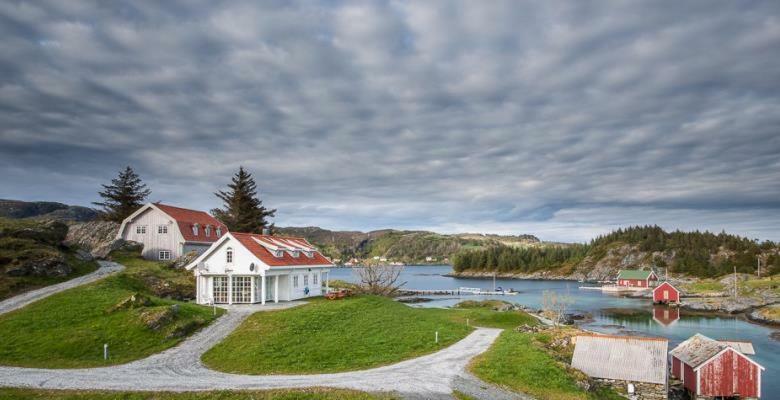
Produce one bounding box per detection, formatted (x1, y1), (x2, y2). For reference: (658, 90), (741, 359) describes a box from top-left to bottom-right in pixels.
(1, 1), (779, 242)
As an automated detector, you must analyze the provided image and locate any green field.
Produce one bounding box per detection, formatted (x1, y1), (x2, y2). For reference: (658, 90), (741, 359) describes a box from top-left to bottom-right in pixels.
(0, 251), (222, 368)
(203, 296), (536, 374)
(470, 330), (622, 400)
(0, 388), (398, 400)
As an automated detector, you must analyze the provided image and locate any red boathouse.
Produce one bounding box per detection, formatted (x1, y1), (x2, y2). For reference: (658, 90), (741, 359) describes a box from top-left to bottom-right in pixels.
(653, 281), (680, 304)
(616, 269), (658, 288)
(670, 334), (764, 399)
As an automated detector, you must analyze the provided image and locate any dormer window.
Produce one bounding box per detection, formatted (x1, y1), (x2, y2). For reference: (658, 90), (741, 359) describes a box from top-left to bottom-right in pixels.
(274, 250), (284, 258)
(205, 225), (211, 237)
(290, 250), (300, 258)
(226, 247), (233, 264)
(216, 227), (222, 237)
(192, 224), (199, 236)
(304, 250), (314, 258)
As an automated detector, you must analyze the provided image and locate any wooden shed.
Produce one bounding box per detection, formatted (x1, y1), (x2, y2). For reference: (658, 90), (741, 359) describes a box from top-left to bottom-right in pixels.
(670, 333), (764, 399)
(653, 281), (680, 304)
(616, 269), (658, 288)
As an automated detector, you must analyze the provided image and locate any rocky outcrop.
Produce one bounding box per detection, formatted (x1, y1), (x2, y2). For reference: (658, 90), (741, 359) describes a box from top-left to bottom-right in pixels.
(682, 296), (768, 313)
(65, 221), (121, 258)
(747, 304), (780, 326)
(168, 251), (198, 270)
(0, 199), (98, 222)
(4, 250), (71, 277)
(0, 219), (68, 245)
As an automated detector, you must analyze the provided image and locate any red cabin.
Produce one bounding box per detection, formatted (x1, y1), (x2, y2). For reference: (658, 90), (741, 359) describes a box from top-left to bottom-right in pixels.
(670, 334), (764, 399)
(652, 281), (680, 304)
(616, 269), (658, 288)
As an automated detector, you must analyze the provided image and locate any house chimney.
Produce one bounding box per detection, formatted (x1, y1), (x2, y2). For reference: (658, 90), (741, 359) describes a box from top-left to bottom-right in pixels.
(262, 227), (270, 236)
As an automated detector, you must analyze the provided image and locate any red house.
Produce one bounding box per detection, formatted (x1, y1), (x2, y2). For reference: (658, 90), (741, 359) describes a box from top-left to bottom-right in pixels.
(670, 334), (764, 399)
(652, 281), (680, 304)
(616, 269), (658, 288)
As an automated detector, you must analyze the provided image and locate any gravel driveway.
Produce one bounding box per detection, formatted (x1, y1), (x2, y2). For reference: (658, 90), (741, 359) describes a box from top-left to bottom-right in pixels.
(0, 260), (124, 315)
(0, 260), (516, 399)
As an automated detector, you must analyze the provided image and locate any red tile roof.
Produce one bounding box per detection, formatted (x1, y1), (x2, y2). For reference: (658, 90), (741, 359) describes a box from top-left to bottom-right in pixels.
(154, 203), (228, 243)
(232, 232), (333, 267)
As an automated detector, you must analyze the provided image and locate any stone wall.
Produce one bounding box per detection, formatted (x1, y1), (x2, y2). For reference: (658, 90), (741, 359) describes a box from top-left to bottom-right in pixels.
(596, 379), (667, 400)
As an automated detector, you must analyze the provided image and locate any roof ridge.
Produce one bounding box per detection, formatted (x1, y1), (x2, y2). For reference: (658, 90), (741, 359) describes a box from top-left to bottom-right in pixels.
(577, 333), (668, 342)
(154, 202), (210, 213)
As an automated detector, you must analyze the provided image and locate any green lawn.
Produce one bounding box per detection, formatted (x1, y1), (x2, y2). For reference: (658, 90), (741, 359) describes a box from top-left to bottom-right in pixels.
(0, 251), (222, 368)
(0, 388), (398, 400)
(470, 330), (623, 400)
(203, 296), (536, 374)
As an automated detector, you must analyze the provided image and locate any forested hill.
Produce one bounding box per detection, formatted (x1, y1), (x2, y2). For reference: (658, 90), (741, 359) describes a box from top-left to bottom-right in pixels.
(275, 226), (540, 264)
(452, 225), (780, 279)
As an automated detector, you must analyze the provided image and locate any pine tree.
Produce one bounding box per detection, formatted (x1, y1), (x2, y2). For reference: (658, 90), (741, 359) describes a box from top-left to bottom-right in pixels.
(212, 166), (276, 233)
(93, 166), (151, 222)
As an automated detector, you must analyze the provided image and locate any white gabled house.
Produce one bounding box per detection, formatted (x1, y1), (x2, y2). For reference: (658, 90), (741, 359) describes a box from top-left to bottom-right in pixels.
(116, 202), (228, 260)
(185, 232), (333, 304)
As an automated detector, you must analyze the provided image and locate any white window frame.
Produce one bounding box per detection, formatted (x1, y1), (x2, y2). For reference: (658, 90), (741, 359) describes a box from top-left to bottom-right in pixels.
(216, 227), (222, 237)
(293, 275), (299, 288)
(158, 225), (168, 234)
(313, 273), (318, 285)
(136, 225), (147, 234)
(158, 250), (171, 260)
(231, 276), (252, 304)
(303, 275), (309, 286)
(226, 247), (233, 264)
(290, 250), (300, 258)
(205, 226), (211, 237)
(213, 276), (228, 303)
(274, 250), (284, 258)
(192, 224), (199, 236)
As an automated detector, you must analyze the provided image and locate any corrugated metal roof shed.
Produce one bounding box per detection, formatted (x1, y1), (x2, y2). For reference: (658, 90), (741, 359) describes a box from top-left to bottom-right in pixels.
(571, 334), (668, 384)
(718, 340), (755, 355)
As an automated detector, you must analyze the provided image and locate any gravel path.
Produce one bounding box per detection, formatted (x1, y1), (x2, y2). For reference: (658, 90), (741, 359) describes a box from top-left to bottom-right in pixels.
(0, 302), (503, 398)
(0, 260), (124, 316)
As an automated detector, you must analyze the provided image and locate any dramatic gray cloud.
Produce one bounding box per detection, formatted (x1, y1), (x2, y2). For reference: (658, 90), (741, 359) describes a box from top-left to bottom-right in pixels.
(1, 1), (779, 242)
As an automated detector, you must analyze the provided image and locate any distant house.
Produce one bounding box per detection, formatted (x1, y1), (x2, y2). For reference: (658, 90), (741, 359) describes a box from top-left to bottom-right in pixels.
(670, 333), (763, 399)
(116, 203), (228, 260)
(185, 232), (333, 304)
(571, 334), (668, 398)
(616, 269), (658, 288)
(653, 281), (680, 304)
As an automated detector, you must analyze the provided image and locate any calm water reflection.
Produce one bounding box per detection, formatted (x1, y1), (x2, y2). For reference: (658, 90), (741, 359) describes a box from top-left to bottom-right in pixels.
(330, 265), (779, 395)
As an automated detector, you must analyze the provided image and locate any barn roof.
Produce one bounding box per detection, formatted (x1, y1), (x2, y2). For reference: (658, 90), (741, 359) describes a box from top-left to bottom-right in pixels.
(652, 281), (679, 293)
(571, 334), (668, 384)
(617, 269), (655, 280)
(154, 203), (228, 243)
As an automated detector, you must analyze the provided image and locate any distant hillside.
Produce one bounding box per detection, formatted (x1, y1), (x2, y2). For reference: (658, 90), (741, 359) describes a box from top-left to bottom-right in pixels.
(452, 225), (780, 280)
(275, 226), (541, 264)
(0, 199), (98, 222)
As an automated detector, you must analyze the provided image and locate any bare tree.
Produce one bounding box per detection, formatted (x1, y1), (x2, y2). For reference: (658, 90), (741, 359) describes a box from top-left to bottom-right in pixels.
(353, 265), (406, 296)
(541, 290), (573, 326)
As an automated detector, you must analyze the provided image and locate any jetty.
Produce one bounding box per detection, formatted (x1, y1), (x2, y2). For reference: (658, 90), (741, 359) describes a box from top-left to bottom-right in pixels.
(400, 287), (518, 296)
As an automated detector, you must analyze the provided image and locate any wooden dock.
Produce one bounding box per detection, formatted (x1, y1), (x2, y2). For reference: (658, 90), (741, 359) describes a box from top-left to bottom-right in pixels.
(400, 287), (518, 296)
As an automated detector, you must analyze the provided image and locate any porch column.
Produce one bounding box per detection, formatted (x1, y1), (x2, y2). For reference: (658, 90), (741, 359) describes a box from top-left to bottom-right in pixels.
(261, 275), (266, 305)
(325, 271), (329, 292)
(195, 272), (201, 303)
(274, 275), (279, 303)
(227, 274), (233, 305)
(250, 276), (256, 304)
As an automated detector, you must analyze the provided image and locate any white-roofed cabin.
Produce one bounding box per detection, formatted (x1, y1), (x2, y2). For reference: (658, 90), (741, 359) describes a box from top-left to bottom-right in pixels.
(185, 232), (333, 304)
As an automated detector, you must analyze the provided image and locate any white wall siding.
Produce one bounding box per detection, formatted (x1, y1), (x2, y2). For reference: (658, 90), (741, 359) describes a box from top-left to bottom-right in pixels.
(120, 208), (181, 260)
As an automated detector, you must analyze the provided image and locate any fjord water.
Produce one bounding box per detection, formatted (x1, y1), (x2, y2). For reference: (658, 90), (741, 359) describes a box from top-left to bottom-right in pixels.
(330, 265), (779, 396)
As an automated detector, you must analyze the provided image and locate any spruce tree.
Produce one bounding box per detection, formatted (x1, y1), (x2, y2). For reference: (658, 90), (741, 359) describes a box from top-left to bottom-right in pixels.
(93, 166), (151, 222)
(212, 166), (276, 233)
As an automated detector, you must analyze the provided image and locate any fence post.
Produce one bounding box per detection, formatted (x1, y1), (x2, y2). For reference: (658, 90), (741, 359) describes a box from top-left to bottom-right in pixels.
(103, 343), (108, 360)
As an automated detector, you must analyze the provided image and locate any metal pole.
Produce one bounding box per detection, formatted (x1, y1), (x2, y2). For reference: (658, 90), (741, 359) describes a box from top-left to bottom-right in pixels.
(103, 343), (108, 360)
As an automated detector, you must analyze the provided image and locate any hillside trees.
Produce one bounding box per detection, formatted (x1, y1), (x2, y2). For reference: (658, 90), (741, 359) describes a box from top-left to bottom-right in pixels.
(93, 166), (151, 222)
(211, 167), (276, 233)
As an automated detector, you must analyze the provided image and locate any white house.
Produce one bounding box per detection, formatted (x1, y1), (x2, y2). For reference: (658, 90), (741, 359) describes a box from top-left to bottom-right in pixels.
(185, 232), (333, 304)
(116, 202), (228, 260)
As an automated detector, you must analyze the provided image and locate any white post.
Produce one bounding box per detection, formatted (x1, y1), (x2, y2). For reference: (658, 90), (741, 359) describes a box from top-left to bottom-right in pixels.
(228, 274), (233, 305)
(435, 331), (439, 343)
(274, 275), (279, 303)
(250, 276), (256, 304)
(325, 271), (330, 292)
(195, 273), (201, 304)
(261, 275), (266, 305)
(103, 343), (108, 360)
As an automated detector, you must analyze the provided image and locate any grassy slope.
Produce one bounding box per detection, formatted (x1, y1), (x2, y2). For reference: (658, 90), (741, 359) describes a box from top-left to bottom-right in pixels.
(0, 388), (398, 400)
(0, 217), (99, 300)
(0, 251), (222, 368)
(683, 274), (779, 297)
(470, 330), (623, 400)
(203, 296), (536, 374)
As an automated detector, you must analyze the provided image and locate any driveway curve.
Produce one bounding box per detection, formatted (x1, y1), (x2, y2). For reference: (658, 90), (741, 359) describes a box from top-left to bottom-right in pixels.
(0, 301), (503, 397)
(0, 260), (124, 315)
